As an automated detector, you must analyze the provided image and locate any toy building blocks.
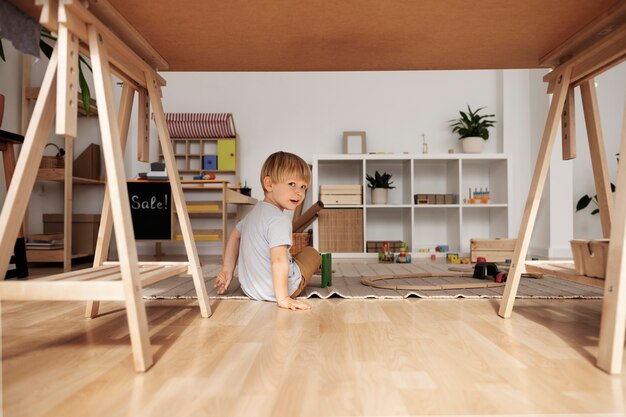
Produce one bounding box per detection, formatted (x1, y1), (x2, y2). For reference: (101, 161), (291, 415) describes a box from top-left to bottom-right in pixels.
(378, 241), (395, 263)
(446, 253), (460, 264)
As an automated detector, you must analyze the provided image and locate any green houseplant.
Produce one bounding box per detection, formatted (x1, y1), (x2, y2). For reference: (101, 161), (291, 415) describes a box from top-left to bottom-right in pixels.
(0, 29), (93, 115)
(449, 105), (496, 153)
(576, 153), (619, 215)
(366, 171), (394, 204)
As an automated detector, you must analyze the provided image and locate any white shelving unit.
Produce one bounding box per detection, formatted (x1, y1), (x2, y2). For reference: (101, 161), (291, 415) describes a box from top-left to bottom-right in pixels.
(312, 153), (512, 257)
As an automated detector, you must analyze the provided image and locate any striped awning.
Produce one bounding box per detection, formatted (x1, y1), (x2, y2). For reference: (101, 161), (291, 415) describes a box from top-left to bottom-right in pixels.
(164, 113), (236, 138)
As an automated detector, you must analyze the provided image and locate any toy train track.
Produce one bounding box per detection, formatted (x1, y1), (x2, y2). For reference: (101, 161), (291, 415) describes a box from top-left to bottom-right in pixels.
(360, 272), (506, 291)
(359, 261), (543, 291)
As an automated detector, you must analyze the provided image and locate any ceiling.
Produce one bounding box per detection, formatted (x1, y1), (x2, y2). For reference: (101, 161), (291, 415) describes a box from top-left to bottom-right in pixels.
(10, 0), (626, 72)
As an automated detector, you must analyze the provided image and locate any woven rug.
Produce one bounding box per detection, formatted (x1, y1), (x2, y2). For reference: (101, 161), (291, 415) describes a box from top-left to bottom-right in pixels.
(142, 262), (604, 300)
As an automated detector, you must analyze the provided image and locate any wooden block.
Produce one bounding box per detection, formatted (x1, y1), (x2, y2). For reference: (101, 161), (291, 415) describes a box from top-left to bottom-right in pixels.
(414, 194), (429, 204)
(570, 239), (609, 279)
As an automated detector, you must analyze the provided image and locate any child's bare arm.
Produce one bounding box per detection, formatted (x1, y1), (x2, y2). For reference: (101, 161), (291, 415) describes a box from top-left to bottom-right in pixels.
(215, 228), (241, 294)
(270, 246), (311, 311)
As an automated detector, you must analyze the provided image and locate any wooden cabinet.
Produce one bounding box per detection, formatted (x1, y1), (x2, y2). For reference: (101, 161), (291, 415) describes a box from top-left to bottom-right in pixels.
(312, 153), (512, 257)
(158, 137), (238, 174)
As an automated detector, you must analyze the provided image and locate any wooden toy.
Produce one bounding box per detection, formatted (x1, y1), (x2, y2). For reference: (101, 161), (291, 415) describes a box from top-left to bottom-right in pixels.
(321, 253), (332, 287)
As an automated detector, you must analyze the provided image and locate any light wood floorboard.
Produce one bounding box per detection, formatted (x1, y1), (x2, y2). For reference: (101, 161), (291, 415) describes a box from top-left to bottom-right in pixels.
(1, 262), (625, 416)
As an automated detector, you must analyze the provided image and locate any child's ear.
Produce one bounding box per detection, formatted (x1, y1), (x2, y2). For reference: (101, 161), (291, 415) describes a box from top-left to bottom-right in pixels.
(263, 176), (273, 191)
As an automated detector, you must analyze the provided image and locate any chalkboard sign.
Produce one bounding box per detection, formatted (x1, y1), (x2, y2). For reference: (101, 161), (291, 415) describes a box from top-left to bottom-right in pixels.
(127, 182), (171, 240)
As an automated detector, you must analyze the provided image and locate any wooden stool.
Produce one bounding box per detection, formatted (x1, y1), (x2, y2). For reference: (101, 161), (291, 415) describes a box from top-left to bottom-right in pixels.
(0, 129), (28, 279)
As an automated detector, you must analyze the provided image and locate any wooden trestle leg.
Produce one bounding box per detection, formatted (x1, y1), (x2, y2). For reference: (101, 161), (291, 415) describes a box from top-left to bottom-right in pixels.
(580, 79), (614, 238)
(147, 75), (212, 319)
(596, 96), (626, 374)
(0, 49), (58, 280)
(498, 67), (572, 319)
(87, 25), (152, 371)
(85, 83), (135, 318)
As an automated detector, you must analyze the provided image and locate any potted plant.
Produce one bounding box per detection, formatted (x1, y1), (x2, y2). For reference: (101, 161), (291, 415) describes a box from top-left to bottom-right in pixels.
(449, 105), (496, 153)
(0, 29), (93, 115)
(366, 170), (394, 204)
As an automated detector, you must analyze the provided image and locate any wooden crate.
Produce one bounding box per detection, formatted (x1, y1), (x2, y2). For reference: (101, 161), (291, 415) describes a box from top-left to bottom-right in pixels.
(318, 209), (363, 253)
(320, 184), (362, 205)
(470, 238), (516, 262)
(43, 214), (101, 255)
(570, 239), (608, 279)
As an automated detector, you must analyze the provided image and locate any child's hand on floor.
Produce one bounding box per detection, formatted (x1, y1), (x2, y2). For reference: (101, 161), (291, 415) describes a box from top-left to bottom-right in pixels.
(214, 269), (232, 294)
(277, 296), (311, 311)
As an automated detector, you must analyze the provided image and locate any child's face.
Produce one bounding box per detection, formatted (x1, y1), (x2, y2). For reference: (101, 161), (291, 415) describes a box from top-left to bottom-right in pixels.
(263, 177), (308, 211)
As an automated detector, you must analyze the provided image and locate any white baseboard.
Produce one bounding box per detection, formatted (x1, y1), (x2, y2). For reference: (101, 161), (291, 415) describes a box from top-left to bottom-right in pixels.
(528, 245), (572, 260)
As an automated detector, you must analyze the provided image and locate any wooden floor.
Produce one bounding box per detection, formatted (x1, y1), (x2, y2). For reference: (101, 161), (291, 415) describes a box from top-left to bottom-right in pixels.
(2, 262), (626, 417)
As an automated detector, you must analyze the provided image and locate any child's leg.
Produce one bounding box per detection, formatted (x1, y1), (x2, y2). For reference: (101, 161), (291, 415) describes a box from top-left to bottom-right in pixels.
(291, 247), (321, 297)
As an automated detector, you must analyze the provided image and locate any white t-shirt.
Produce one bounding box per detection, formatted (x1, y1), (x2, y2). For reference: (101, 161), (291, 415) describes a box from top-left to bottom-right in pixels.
(236, 201), (302, 301)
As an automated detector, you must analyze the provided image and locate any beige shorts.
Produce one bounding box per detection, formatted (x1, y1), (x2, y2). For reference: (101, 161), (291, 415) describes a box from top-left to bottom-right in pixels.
(291, 246), (322, 297)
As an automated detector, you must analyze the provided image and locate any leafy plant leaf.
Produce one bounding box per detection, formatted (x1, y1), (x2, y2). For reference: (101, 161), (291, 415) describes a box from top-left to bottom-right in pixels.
(576, 195), (592, 211)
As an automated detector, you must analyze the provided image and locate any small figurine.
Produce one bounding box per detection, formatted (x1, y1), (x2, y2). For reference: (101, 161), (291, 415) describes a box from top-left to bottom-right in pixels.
(421, 133), (429, 154)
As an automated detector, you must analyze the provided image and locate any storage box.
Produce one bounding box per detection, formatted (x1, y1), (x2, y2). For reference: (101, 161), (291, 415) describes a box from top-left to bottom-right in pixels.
(570, 239), (608, 279)
(73, 143), (101, 180)
(203, 155), (217, 170)
(414, 194), (456, 204)
(318, 209), (363, 252)
(320, 184), (362, 205)
(366, 240), (403, 253)
(470, 238), (516, 262)
(43, 214), (101, 255)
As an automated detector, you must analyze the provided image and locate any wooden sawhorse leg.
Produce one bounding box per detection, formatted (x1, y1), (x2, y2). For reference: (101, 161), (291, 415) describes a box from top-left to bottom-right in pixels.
(499, 67), (573, 318)
(0, 49), (59, 282)
(88, 25), (152, 371)
(85, 83), (135, 318)
(596, 95), (626, 374)
(148, 75), (212, 319)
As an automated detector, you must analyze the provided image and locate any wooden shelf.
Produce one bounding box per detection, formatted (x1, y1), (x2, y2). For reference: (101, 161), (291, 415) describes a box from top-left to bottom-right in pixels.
(26, 250), (92, 263)
(177, 169), (237, 174)
(175, 228), (222, 242)
(37, 168), (104, 184)
(0, 263), (188, 301)
(524, 260), (606, 288)
(225, 188), (257, 205)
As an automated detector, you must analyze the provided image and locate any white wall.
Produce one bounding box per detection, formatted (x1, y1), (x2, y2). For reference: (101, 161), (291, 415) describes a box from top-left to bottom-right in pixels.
(1, 37), (624, 258)
(572, 62), (626, 239)
(155, 70), (501, 193)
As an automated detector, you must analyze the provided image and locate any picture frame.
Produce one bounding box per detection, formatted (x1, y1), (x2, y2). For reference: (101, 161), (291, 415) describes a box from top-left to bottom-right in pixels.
(342, 131), (367, 154)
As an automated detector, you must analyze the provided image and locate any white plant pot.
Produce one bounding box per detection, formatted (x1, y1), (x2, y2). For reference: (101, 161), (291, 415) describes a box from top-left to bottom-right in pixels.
(371, 188), (388, 205)
(461, 136), (485, 153)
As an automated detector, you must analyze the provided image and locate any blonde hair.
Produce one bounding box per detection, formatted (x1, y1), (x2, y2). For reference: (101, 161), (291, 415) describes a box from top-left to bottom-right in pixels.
(260, 151), (311, 192)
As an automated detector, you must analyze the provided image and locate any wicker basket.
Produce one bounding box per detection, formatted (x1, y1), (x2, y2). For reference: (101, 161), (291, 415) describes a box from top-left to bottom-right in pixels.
(290, 231), (312, 256)
(40, 143), (65, 169)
